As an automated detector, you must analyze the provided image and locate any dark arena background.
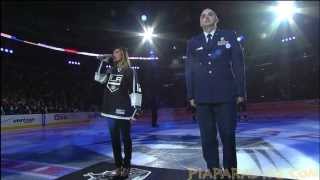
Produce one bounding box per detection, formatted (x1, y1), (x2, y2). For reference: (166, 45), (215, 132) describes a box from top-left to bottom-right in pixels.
(1, 1), (319, 180)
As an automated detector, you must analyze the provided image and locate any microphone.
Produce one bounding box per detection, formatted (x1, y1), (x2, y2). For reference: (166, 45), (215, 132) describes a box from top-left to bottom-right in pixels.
(96, 54), (113, 63)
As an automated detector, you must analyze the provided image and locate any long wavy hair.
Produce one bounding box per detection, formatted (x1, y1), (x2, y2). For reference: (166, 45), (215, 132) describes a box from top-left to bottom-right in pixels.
(114, 47), (131, 70)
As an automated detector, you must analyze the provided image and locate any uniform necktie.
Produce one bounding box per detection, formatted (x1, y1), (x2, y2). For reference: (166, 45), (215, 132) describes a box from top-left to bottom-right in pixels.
(207, 34), (213, 44)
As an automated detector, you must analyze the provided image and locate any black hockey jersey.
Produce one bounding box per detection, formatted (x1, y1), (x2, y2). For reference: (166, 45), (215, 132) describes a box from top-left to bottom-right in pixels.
(94, 64), (142, 120)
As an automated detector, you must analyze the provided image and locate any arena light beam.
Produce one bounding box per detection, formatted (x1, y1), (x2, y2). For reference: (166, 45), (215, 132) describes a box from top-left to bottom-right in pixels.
(267, 1), (302, 37)
(271, 1), (299, 22)
(138, 26), (157, 44)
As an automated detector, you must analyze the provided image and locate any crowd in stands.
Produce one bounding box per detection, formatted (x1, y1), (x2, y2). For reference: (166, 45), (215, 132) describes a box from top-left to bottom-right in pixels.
(2, 60), (100, 115)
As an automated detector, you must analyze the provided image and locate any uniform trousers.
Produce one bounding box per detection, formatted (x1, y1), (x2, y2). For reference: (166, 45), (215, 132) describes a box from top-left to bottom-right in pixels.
(196, 102), (237, 170)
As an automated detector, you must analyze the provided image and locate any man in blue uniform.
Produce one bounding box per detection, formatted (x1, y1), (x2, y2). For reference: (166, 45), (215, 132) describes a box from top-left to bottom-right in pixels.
(185, 8), (246, 176)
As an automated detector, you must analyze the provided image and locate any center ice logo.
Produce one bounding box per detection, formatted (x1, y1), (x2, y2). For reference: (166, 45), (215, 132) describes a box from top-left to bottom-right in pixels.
(107, 74), (123, 93)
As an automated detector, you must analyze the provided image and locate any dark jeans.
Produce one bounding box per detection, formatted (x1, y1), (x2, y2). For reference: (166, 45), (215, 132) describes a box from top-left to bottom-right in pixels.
(196, 102), (237, 170)
(107, 118), (132, 168)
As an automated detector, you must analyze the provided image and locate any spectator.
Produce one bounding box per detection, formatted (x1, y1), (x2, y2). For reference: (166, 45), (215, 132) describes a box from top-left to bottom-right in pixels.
(1, 62), (98, 115)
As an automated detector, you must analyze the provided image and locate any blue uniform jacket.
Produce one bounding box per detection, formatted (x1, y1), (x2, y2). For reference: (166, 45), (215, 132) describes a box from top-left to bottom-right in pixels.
(185, 29), (246, 103)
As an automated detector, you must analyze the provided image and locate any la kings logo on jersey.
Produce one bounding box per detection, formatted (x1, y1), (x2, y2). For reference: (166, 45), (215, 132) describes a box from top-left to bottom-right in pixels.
(107, 74), (123, 93)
